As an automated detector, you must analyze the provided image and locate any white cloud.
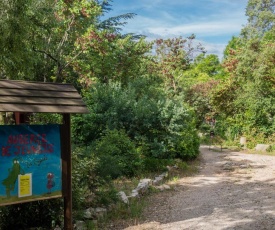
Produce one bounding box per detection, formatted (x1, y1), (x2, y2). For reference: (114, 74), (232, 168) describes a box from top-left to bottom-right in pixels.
(124, 14), (244, 39)
(149, 21), (242, 37)
(109, 0), (248, 58)
(200, 41), (227, 60)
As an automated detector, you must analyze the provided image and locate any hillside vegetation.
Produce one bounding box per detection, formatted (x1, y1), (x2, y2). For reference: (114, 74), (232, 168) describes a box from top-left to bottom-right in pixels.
(0, 0), (274, 228)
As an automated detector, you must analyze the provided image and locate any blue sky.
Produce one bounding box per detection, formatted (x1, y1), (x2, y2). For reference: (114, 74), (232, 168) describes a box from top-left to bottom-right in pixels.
(105, 0), (249, 59)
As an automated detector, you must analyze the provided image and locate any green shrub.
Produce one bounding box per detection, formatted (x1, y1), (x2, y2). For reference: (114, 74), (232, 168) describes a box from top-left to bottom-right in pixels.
(159, 98), (200, 160)
(243, 130), (275, 150)
(95, 129), (142, 179)
(143, 157), (173, 173)
(176, 129), (200, 159)
(72, 81), (200, 162)
(72, 145), (118, 211)
(199, 122), (212, 133)
(72, 146), (100, 210)
(71, 82), (136, 145)
(268, 145), (275, 153)
(30, 113), (63, 124)
(93, 184), (119, 207)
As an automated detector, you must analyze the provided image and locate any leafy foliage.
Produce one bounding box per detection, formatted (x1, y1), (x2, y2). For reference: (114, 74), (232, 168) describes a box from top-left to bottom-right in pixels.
(150, 35), (205, 92)
(0, 0), (204, 228)
(211, 0), (275, 144)
(6, 0), (275, 227)
(72, 79), (200, 162)
(214, 38), (275, 137)
(242, 0), (275, 37)
(94, 129), (142, 179)
(72, 145), (120, 210)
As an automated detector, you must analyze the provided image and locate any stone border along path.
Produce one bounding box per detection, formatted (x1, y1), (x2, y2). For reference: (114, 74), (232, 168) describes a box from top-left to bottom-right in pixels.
(122, 145), (275, 230)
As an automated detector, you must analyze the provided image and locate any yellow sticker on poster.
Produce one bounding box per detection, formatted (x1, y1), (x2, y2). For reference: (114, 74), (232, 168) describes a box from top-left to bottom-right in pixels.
(18, 174), (32, 197)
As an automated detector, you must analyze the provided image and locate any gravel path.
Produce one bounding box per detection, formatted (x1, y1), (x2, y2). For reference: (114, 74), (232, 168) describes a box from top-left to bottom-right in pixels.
(124, 145), (275, 230)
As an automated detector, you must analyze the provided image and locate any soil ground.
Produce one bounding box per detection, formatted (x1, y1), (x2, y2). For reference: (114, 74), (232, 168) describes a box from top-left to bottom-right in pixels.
(117, 145), (275, 230)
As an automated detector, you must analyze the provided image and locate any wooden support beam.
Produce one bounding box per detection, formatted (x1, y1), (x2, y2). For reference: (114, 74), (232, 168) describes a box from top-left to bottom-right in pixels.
(62, 114), (73, 230)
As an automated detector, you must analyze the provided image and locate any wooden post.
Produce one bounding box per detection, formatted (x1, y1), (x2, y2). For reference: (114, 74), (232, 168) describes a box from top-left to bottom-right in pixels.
(62, 114), (73, 230)
(14, 112), (21, 124)
(14, 112), (29, 124)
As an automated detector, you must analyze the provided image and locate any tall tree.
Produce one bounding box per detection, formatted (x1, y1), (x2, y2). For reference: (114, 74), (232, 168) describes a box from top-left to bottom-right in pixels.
(213, 37), (275, 135)
(0, 0), (103, 82)
(151, 35), (205, 92)
(0, 0), (148, 87)
(242, 0), (275, 38)
(0, 0), (40, 79)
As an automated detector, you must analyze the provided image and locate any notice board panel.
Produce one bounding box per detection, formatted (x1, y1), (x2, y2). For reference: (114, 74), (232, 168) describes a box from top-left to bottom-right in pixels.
(0, 125), (62, 205)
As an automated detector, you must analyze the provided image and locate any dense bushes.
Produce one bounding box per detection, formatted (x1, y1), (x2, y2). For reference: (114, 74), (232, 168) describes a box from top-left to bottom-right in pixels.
(94, 129), (142, 178)
(70, 76), (201, 213)
(70, 78), (200, 214)
(71, 146), (119, 210)
(68, 78), (201, 219)
(1, 0), (274, 227)
(72, 78), (200, 164)
(0, 77), (200, 229)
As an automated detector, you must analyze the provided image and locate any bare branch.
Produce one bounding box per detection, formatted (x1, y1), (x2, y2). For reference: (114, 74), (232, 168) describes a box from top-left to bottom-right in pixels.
(64, 50), (83, 68)
(57, 14), (75, 52)
(32, 47), (59, 63)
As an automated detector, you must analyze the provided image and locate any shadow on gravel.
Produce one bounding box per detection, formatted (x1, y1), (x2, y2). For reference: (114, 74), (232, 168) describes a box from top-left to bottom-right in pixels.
(124, 146), (275, 230)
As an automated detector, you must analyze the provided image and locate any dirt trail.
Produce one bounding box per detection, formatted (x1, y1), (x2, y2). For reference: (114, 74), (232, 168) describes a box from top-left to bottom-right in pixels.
(124, 145), (275, 230)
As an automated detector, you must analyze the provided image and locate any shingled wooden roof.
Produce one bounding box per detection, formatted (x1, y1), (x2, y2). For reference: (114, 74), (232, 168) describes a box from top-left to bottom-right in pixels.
(0, 80), (89, 113)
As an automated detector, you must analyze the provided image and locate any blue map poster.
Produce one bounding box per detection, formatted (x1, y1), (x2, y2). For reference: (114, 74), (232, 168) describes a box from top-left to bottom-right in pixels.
(0, 125), (62, 205)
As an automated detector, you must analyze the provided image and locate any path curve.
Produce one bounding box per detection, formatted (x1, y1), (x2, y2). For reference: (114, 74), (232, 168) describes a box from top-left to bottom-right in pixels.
(124, 145), (275, 230)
